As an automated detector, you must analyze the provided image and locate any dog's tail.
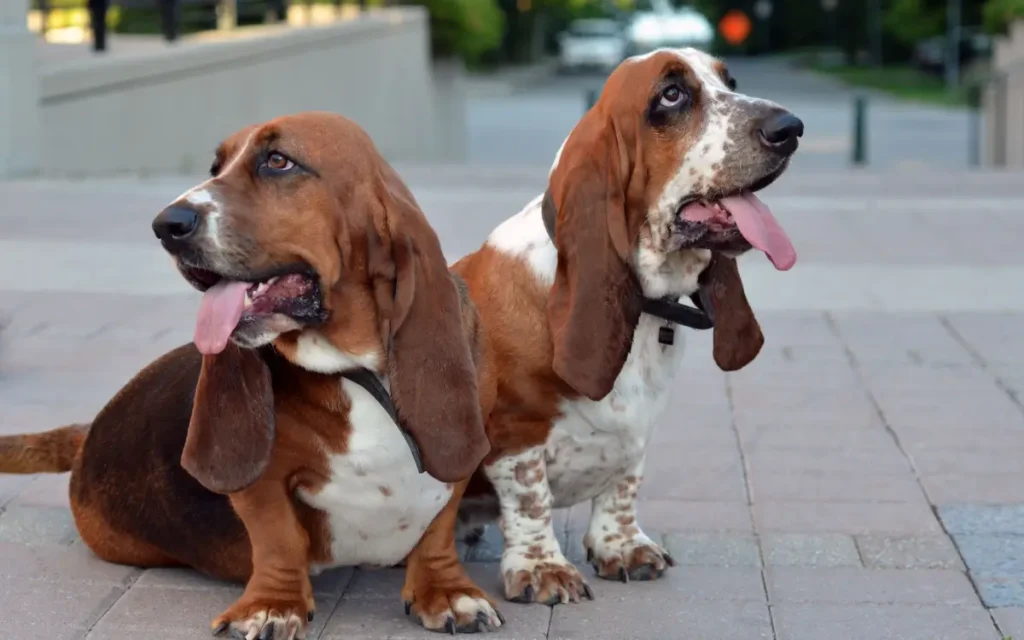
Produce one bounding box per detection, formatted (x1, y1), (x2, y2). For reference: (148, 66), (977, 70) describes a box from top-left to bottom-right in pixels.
(0, 424), (90, 474)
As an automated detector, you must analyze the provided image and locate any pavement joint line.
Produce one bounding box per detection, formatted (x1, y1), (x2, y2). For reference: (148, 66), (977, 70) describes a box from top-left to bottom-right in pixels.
(724, 349), (776, 637)
(823, 311), (990, 614)
(938, 314), (1024, 420)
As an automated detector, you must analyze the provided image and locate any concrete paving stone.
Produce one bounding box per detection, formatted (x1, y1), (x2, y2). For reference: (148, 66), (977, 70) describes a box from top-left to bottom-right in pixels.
(858, 363), (999, 392)
(550, 600), (772, 640)
(755, 501), (942, 535)
(13, 473), (72, 508)
(976, 577), (1024, 608)
(939, 504), (1024, 536)
(908, 448), (1024, 475)
(641, 464), (748, 502)
(0, 504), (78, 545)
(322, 564), (551, 640)
(729, 387), (872, 412)
(733, 408), (885, 433)
(745, 445), (912, 474)
(992, 607), (1024, 639)
(772, 603), (1001, 640)
(881, 402), (1024, 431)
(766, 567), (980, 606)
(0, 474), (31, 508)
(762, 534), (861, 568)
(856, 535), (964, 570)
(739, 425), (897, 452)
(645, 445), (744, 475)
(729, 367), (862, 391)
(636, 499), (754, 533)
(0, 581), (126, 640)
(649, 419), (738, 449)
(0, 540), (139, 585)
(924, 474), (1024, 504)
(954, 535), (1024, 576)
(895, 427), (1024, 451)
(749, 469), (926, 503)
(663, 533), (761, 568)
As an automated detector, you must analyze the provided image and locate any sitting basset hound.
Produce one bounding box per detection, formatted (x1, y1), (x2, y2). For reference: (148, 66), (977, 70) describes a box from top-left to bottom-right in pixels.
(452, 49), (802, 604)
(0, 113), (503, 639)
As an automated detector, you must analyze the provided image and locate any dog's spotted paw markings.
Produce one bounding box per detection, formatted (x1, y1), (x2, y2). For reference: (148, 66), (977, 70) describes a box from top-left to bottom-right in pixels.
(503, 560), (594, 606)
(404, 586), (504, 634)
(585, 534), (675, 582)
(211, 599), (313, 640)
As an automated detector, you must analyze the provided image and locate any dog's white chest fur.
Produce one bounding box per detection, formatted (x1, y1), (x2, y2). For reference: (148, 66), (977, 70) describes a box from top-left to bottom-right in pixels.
(297, 378), (451, 570)
(545, 316), (686, 507)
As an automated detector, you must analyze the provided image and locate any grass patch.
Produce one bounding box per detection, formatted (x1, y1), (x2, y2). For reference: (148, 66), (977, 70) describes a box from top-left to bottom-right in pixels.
(810, 63), (972, 107)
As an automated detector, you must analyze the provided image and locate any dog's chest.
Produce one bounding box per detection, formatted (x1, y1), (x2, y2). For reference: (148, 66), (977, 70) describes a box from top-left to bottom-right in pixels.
(297, 378), (452, 570)
(545, 317), (687, 508)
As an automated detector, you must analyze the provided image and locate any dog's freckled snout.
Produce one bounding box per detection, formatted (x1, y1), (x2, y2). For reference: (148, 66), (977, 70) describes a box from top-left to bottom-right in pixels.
(758, 112), (804, 155)
(152, 205), (200, 244)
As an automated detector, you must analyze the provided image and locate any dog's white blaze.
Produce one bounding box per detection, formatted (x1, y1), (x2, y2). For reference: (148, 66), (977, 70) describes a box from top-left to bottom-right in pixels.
(299, 378), (451, 570)
(292, 331), (381, 374)
(485, 196), (558, 287)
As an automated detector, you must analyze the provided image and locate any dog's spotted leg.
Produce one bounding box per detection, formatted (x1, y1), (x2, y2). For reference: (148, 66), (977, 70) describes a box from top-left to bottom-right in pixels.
(583, 459), (674, 582)
(486, 447), (593, 605)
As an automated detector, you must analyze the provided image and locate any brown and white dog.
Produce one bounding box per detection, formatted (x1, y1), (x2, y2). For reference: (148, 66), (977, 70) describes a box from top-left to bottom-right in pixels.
(452, 49), (801, 604)
(0, 113), (503, 639)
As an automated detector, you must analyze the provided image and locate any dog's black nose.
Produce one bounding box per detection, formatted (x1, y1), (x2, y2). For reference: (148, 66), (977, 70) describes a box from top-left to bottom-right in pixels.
(759, 112), (804, 155)
(152, 206), (200, 243)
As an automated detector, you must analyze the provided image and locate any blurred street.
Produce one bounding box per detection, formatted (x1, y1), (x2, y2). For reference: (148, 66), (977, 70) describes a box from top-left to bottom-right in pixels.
(467, 57), (979, 171)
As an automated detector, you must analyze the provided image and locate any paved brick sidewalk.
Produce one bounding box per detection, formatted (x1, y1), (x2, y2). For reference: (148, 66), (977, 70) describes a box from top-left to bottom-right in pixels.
(2, 170), (1024, 639)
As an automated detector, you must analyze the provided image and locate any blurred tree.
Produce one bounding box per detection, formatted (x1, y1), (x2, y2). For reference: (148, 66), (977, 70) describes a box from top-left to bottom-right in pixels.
(984, 0), (1024, 32)
(399, 0), (506, 66)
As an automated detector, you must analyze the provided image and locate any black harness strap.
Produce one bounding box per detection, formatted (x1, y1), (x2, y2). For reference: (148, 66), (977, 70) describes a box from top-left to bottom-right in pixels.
(340, 368), (424, 474)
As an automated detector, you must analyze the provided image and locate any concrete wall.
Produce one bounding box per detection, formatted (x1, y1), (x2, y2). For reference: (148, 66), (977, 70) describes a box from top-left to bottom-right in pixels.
(985, 21), (1024, 167)
(0, 1), (43, 177)
(33, 7), (465, 177)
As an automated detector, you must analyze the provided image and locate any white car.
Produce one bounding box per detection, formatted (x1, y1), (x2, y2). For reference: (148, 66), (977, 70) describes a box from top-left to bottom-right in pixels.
(557, 19), (627, 73)
(626, 0), (715, 55)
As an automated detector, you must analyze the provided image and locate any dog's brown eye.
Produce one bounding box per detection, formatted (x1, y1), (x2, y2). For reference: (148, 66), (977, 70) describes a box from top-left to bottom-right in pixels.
(266, 152), (294, 172)
(660, 85), (687, 108)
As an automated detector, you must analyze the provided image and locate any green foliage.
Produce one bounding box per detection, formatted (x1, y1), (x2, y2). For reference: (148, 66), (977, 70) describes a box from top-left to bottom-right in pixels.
(885, 0), (945, 45)
(401, 0), (506, 65)
(984, 0), (1024, 33)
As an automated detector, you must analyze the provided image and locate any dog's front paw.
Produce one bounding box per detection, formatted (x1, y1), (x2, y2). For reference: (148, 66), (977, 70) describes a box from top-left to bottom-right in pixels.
(584, 530), (675, 582)
(501, 553), (594, 605)
(212, 591), (314, 640)
(402, 579), (504, 634)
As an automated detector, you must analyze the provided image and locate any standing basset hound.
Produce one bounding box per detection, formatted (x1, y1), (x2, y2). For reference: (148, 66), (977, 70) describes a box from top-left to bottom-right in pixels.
(452, 49), (802, 604)
(0, 113), (504, 639)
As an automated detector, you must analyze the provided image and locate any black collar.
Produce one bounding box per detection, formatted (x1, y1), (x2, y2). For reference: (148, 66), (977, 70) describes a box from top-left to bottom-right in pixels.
(540, 192), (714, 345)
(340, 368), (424, 475)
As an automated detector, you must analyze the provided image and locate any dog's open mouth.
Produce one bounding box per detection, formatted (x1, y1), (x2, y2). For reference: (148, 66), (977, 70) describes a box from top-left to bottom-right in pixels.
(180, 265), (323, 355)
(675, 180), (796, 271)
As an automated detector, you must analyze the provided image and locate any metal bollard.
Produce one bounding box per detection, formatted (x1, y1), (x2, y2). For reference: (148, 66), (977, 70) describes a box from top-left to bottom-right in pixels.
(852, 95), (867, 166)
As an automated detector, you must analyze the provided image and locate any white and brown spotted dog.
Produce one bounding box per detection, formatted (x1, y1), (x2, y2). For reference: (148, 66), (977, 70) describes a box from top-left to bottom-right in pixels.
(452, 48), (801, 604)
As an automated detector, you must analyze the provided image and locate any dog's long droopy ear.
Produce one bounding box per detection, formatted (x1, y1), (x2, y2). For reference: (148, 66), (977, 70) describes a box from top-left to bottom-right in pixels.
(547, 121), (643, 401)
(372, 166), (488, 483)
(705, 256), (764, 371)
(182, 344), (275, 494)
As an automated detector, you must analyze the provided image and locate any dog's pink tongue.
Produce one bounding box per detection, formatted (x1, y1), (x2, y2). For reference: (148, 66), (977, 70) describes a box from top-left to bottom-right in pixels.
(194, 281), (248, 356)
(719, 192), (797, 271)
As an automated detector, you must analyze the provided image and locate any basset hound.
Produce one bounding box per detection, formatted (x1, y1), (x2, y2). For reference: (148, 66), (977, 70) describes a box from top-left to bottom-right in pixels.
(0, 113), (503, 639)
(452, 49), (802, 604)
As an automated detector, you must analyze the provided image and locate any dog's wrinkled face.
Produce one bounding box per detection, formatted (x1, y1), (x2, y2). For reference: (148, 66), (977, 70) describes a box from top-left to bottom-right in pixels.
(152, 112), (383, 357)
(551, 47), (801, 299)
